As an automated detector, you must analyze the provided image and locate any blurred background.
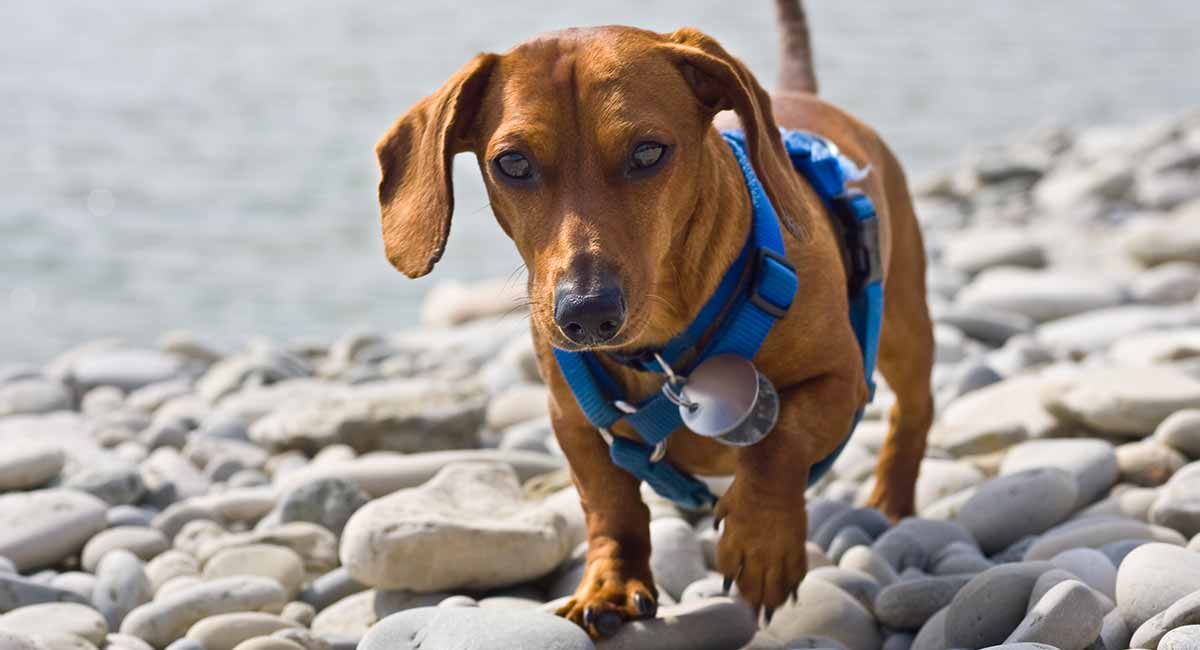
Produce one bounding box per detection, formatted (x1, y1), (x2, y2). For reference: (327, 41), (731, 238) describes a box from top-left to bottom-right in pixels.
(2, 0), (1197, 364)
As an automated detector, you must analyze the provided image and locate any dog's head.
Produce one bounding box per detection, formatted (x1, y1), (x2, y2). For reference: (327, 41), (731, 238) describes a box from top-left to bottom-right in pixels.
(376, 26), (800, 351)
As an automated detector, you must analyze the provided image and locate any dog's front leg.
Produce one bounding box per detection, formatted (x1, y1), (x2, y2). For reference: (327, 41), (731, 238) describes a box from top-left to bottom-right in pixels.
(551, 414), (658, 638)
(715, 371), (863, 619)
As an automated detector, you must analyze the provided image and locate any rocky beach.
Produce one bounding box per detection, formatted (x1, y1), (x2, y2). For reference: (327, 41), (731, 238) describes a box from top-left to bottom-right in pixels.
(2, 108), (1200, 650)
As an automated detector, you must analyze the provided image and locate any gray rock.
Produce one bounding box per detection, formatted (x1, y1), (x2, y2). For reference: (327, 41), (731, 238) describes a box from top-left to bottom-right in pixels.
(1117, 441), (1188, 487)
(1150, 462), (1200, 537)
(50, 572), (96, 603)
(1122, 208), (1200, 266)
(80, 527), (169, 573)
(66, 465), (146, 507)
(0, 489), (108, 572)
(599, 597), (756, 650)
(943, 227), (1046, 275)
(358, 606), (593, 650)
(1098, 539), (1148, 568)
(140, 448), (210, 503)
(929, 375), (1061, 456)
(765, 576), (882, 650)
(92, 550), (151, 631)
(272, 450), (562, 499)
(107, 632), (158, 650)
(1115, 543), (1200, 630)
(0, 444), (64, 491)
(119, 576), (289, 649)
(1024, 518), (1185, 561)
(185, 613), (301, 650)
(203, 545), (306, 601)
(807, 567), (880, 612)
(957, 468), (1078, 554)
(193, 522), (337, 575)
(1049, 548), (1116, 600)
(945, 562), (1054, 648)
(1129, 587), (1200, 649)
(649, 518), (708, 602)
(248, 380), (487, 454)
(1156, 409), (1200, 459)
(812, 508), (890, 550)
(957, 268), (1124, 323)
(1036, 305), (1199, 356)
(1000, 439), (1119, 509)
(1131, 261), (1200, 304)
(71, 349), (185, 393)
(1004, 580), (1104, 649)
(874, 574), (973, 631)
(828, 526), (874, 564)
(0, 379), (73, 416)
(270, 478), (369, 537)
(143, 551), (198, 595)
(910, 606), (949, 650)
(279, 602), (316, 627)
(1042, 366), (1200, 437)
(915, 459), (985, 516)
(0, 603), (108, 646)
(1099, 608), (1131, 650)
(0, 573), (89, 611)
(839, 546), (899, 587)
(1161, 625), (1200, 650)
(298, 568), (366, 612)
(339, 462), (571, 592)
(498, 416), (554, 454)
(872, 519), (975, 573)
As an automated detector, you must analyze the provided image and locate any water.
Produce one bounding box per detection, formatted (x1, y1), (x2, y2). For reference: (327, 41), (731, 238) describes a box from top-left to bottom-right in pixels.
(2, 1), (1197, 364)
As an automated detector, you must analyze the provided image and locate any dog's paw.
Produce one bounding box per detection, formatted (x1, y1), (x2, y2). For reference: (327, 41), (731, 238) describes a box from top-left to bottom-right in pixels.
(713, 483), (808, 621)
(555, 555), (658, 639)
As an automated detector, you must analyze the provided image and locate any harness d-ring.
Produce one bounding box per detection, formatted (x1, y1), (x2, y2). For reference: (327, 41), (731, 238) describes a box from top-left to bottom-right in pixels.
(605, 400), (668, 463)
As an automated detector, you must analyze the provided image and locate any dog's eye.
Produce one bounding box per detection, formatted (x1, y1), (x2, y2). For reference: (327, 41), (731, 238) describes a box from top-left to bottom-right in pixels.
(494, 152), (532, 180)
(631, 142), (667, 170)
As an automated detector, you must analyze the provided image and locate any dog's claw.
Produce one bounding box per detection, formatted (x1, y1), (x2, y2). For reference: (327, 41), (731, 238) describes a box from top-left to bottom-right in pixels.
(582, 605), (596, 630)
(595, 611), (623, 638)
(722, 575), (733, 594)
(634, 592), (657, 619)
(763, 606), (775, 625)
(713, 516), (723, 531)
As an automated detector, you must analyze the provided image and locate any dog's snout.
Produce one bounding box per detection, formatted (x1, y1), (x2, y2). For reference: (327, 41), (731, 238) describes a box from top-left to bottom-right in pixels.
(554, 281), (626, 346)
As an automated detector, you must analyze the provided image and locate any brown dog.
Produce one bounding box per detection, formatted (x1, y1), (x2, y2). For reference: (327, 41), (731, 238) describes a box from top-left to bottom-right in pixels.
(374, 0), (933, 638)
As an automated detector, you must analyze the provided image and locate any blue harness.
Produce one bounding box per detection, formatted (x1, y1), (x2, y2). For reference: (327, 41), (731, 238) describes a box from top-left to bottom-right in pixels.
(552, 129), (884, 510)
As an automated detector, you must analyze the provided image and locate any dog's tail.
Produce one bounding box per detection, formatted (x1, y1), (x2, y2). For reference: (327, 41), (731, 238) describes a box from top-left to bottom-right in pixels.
(775, 0), (818, 94)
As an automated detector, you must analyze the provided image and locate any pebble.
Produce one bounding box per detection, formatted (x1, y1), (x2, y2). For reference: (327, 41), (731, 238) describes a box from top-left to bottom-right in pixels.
(202, 544), (306, 600)
(118, 576), (289, 648)
(1157, 409), (1200, 459)
(1115, 543), (1200, 630)
(1048, 548), (1117, 599)
(910, 606), (949, 650)
(194, 522), (337, 575)
(599, 598), (756, 650)
(66, 465), (146, 507)
(80, 527), (169, 573)
(50, 573), (97, 603)
(70, 349), (185, 393)
(1042, 366), (1200, 436)
(1117, 440), (1188, 486)
(929, 375), (1059, 456)
(230, 638), (304, 650)
(999, 438), (1119, 509)
(0, 573), (89, 610)
(93, 550), (152, 631)
(0, 445), (65, 491)
(944, 562), (1054, 648)
(359, 606), (593, 650)
(0, 489), (108, 572)
(309, 590), (376, 640)
(1150, 463), (1200, 543)
(914, 459), (985, 515)
(297, 567), (366, 612)
(0, 603), (109, 646)
(648, 519), (708, 601)
(1161, 625), (1200, 650)
(765, 574), (882, 650)
(1023, 517), (1185, 561)
(957, 468), (1078, 554)
(279, 602), (316, 627)
(1129, 587), (1200, 649)
(957, 267), (1124, 322)
(874, 574), (973, 631)
(0, 379), (73, 417)
(185, 613), (301, 650)
(1004, 579), (1105, 649)
(144, 551), (199, 594)
(839, 546), (899, 587)
(267, 478), (369, 537)
(807, 567), (880, 611)
(339, 462), (571, 592)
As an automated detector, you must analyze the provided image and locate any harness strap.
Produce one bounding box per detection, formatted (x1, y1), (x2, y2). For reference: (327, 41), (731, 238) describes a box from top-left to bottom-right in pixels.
(551, 128), (883, 510)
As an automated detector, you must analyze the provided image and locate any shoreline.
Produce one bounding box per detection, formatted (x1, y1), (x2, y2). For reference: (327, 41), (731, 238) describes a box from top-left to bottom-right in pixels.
(1, 108), (1199, 649)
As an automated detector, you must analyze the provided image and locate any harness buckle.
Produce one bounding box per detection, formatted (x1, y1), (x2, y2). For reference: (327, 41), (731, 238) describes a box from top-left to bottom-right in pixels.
(748, 247), (795, 319)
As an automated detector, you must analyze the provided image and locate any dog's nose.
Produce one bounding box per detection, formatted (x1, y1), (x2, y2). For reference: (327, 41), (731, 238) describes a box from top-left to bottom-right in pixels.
(554, 283), (626, 345)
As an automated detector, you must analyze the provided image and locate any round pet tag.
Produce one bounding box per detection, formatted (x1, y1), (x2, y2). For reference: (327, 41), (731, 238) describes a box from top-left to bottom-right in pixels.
(678, 354), (779, 446)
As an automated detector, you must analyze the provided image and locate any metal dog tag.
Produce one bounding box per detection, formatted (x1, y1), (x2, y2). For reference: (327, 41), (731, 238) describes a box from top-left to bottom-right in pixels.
(678, 354), (779, 446)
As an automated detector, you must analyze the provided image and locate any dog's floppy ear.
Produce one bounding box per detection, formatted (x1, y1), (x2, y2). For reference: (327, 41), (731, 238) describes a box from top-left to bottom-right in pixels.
(375, 53), (498, 278)
(660, 28), (806, 236)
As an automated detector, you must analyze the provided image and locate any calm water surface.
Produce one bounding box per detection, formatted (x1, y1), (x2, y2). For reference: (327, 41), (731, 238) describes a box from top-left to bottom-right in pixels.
(1, 1), (1197, 363)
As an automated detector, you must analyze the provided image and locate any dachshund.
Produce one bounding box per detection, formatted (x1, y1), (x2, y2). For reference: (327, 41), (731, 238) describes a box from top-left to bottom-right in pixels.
(373, 0), (933, 638)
